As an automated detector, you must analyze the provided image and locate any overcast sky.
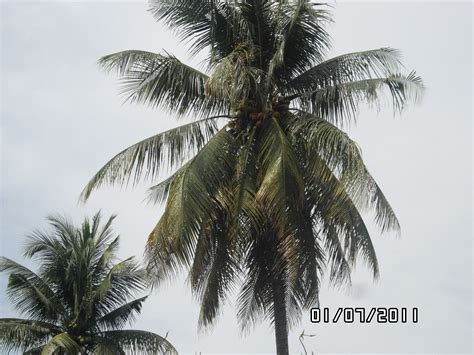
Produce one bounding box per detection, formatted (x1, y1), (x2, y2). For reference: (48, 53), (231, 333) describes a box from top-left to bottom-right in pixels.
(1, 1), (472, 354)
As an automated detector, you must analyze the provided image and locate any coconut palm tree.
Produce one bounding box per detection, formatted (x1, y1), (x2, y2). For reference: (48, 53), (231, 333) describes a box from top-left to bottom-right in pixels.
(0, 212), (177, 354)
(81, 1), (423, 353)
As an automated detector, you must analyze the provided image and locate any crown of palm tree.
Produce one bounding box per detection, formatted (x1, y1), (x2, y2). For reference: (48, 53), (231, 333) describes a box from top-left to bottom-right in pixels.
(80, 1), (423, 353)
(0, 212), (177, 354)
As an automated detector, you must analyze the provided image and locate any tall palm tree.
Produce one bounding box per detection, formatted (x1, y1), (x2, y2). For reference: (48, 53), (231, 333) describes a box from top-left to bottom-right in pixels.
(0, 212), (177, 354)
(81, 1), (423, 353)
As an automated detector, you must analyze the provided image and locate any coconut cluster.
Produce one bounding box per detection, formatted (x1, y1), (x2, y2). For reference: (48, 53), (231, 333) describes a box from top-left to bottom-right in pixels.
(233, 97), (290, 130)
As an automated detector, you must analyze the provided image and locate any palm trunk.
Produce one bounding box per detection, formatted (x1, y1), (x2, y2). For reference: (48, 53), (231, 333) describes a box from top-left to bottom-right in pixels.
(272, 276), (289, 355)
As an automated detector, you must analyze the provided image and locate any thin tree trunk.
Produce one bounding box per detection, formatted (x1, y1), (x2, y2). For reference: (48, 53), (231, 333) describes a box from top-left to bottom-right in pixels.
(272, 276), (289, 355)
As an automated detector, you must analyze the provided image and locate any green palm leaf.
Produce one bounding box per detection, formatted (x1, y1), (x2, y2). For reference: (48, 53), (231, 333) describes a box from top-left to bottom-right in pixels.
(99, 50), (227, 116)
(102, 329), (177, 355)
(206, 45), (264, 107)
(0, 319), (58, 354)
(0, 258), (64, 322)
(97, 296), (148, 330)
(191, 206), (241, 328)
(80, 116), (226, 201)
(299, 142), (379, 281)
(293, 72), (424, 125)
(291, 112), (400, 233)
(40, 332), (80, 355)
(269, 0), (331, 83)
(146, 128), (239, 279)
(149, 0), (245, 62)
(256, 116), (304, 227)
(286, 47), (403, 93)
(145, 161), (191, 205)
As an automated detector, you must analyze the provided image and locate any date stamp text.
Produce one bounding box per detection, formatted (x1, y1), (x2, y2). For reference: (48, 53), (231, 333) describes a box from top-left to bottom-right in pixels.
(310, 307), (418, 323)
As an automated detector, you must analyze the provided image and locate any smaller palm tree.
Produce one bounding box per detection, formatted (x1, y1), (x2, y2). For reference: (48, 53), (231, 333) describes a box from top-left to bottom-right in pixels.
(0, 212), (177, 354)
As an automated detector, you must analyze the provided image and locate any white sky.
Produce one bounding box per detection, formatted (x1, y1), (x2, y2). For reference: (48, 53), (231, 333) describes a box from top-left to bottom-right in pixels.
(1, 1), (472, 354)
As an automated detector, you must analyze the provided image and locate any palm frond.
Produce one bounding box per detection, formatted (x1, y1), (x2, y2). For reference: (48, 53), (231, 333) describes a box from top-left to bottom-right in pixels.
(95, 258), (147, 312)
(40, 332), (80, 355)
(206, 44), (264, 108)
(80, 116), (225, 201)
(289, 112), (366, 180)
(0, 318), (58, 354)
(23, 215), (76, 262)
(293, 72), (424, 125)
(286, 48), (403, 93)
(0, 257), (64, 322)
(145, 127), (238, 281)
(92, 235), (120, 277)
(97, 296), (148, 331)
(91, 338), (126, 355)
(225, 127), (260, 241)
(24, 345), (46, 354)
(149, 0), (245, 63)
(285, 207), (324, 317)
(237, 228), (278, 333)
(269, 1), (332, 83)
(256, 116), (304, 228)
(99, 50), (227, 116)
(239, 0), (273, 59)
(145, 161), (190, 205)
(367, 179), (401, 234)
(102, 329), (177, 355)
(304, 152), (379, 281)
(320, 223), (352, 285)
(190, 207), (240, 329)
(291, 112), (400, 234)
